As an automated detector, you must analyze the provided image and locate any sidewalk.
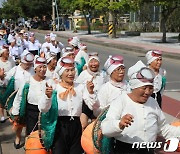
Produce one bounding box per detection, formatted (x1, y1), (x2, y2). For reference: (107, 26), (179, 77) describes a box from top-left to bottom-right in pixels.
(34, 29), (180, 60)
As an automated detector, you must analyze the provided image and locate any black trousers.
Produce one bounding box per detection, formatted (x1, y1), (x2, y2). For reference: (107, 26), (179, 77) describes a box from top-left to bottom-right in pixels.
(29, 50), (38, 56)
(151, 91), (162, 108)
(115, 140), (154, 154)
(52, 116), (83, 154)
(82, 101), (96, 119)
(26, 103), (39, 135)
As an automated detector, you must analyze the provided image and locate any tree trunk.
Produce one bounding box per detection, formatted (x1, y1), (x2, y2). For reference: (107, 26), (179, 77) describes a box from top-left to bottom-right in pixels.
(83, 12), (91, 34)
(161, 16), (167, 43)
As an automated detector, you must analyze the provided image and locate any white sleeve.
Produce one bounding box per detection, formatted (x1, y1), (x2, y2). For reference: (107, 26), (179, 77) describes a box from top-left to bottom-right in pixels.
(38, 79), (55, 113)
(0, 66), (16, 86)
(11, 84), (23, 115)
(93, 84), (108, 116)
(82, 85), (99, 111)
(38, 94), (52, 113)
(101, 98), (124, 137)
(158, 109), (180, 139)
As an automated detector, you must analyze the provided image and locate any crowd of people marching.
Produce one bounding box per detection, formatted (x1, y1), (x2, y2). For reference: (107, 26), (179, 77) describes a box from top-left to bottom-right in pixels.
(0, 27), (179, 154)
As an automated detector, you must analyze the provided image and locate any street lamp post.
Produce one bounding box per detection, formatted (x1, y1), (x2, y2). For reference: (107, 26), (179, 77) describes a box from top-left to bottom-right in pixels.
(108, 0), (114, 38)
(52, 0), (56, 31)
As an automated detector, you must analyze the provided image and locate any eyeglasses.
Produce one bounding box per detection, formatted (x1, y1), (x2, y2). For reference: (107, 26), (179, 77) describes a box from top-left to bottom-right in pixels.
(151, 50), (162, 57)
(114, 66), (126, 73)
(135, 67), (155, 83)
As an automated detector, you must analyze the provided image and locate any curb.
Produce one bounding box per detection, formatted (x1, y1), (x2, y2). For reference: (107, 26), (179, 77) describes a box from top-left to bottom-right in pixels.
(33, 29), (180, 60)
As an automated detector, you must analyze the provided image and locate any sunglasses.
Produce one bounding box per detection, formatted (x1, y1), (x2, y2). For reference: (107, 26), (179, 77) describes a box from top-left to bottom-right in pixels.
(136, 67), (154, 83)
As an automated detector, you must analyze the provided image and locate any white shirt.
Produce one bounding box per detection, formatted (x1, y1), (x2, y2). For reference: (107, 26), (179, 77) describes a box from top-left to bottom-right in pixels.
(97, 81), (128, 111)
(9, 45), (23, 60)
(45, 67), (59, 80)
(74, 49), (88, 65)
(40, 42), (51, 54)
(12, 76), (53, 115)
(0, 65), (34, 90)
(49, 43), (61, 54)
(101, 93), (180, 143)
(26, 40), (41, 51)
(38, 83), (97, 117)
(0, 57), (15, 73)
(75, 69), (106, 94)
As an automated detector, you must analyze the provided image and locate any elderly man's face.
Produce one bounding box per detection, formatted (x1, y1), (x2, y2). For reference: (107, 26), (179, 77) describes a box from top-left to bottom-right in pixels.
(131, 85), (154, 104)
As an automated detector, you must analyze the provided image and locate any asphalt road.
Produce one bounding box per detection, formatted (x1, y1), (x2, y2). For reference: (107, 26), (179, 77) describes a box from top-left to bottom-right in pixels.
(36, 32), (180, 91)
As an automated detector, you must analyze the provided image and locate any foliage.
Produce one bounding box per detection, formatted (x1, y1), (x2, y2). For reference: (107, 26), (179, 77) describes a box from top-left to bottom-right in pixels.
(1, 0), (52, 20)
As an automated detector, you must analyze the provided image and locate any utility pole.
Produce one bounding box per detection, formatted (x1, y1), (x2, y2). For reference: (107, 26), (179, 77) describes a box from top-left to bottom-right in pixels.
(108, 0), (114, 38)
(52, 0), (56, 31)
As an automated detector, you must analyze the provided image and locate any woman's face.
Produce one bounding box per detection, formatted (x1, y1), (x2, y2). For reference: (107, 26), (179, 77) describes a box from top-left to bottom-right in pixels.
(48, 57), (57, 69)
(1, 49), (9, 59)
(88, 59), (99, 72)
(66, 53), (75, 60)
(131, 85), (154, 104)
(35, 64), (47, 78)
(110, 66), (125, 82)
(149, 57), (162, 71)
(21, 62), (33, 70)
(61, 67), (76, 84)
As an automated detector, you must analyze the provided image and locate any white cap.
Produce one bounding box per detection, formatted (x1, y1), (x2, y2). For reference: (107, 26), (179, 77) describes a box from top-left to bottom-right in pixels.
(128, 60), (154, 89)
(146, 50), (162, 64)
(62, 47), (74, 57)
(78, 43), (87, 50)
(34, 56), (47, 69)
(45, 51), (57, 63)
(104, 55), (124, 75)
(9, 37), (16, 43)
(21, 50), (34, 64)
(57, 57), (75, 77)
(50, 33), (56, 41)
(69, 36), (80, 47)
(0, 44), (9, 56)
(88, 52), (100, 63)
(44, 33), (50, 39)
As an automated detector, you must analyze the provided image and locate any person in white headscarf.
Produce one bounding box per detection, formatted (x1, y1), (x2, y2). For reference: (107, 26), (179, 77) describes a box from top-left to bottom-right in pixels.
(45, 51), (58, 79)
(94, 55), (129, 117)
(39, 34), (51, 57)
(0, 45), (15, 122)
(0, 50), (34, 149)
(11, 56), (53, 149)
(75, 43), (88, 66)
(101, 61), (180, 154)
(38, 57), (98, 153)
(49, 33), (64, 60)
(25, 32), (41, 56)
(68, 36), (80, 56)
(145, 50), (166, 108)
(76, 53), (106, 130)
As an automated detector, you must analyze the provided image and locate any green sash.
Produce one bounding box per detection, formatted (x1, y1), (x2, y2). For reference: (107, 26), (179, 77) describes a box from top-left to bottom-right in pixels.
(92, 106), (114, 154)
(40, 90), (58, 150)
(0, 76), (15, 107)
(75, 57), (86, 75)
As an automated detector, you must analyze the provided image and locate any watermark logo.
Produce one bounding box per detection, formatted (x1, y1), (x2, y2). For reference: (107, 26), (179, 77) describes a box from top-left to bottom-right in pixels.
(132, 138), (179, 152)
(164, 138), (179, 152)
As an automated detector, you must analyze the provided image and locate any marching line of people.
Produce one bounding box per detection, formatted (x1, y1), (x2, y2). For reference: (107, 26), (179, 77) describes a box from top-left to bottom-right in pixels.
(0, 28), (179, 154)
